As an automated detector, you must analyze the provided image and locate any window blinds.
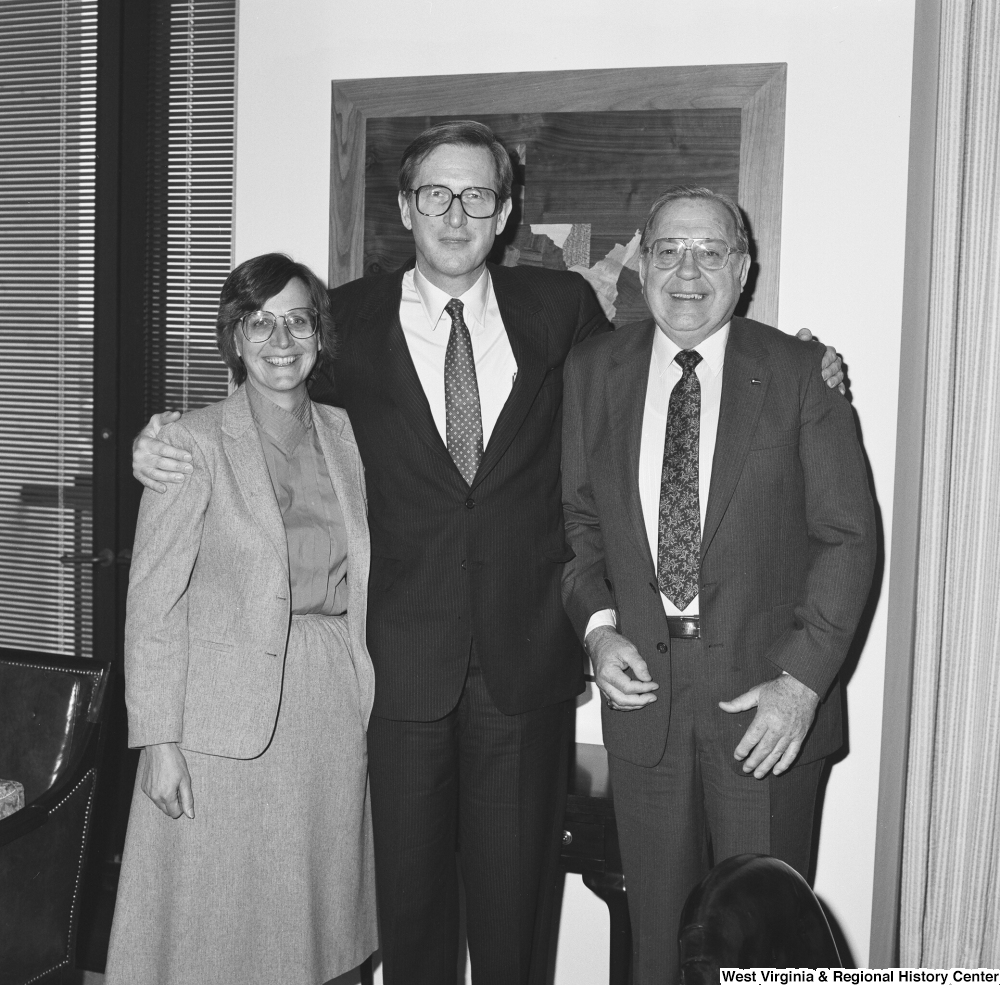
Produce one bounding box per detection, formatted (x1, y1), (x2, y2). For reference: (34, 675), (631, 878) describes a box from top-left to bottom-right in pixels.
(144, 0), (236, 414)
(0, 0), (236, 657)
(0, 0), (98, 656)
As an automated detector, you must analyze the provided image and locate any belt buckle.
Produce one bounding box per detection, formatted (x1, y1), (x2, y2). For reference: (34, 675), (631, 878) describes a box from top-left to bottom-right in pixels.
(668, 616), (700, 639)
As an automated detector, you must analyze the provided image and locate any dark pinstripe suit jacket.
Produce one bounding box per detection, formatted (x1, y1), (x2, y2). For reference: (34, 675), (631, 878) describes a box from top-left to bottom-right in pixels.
(561, 316), (876, 768)
(310, 261), (611, 721)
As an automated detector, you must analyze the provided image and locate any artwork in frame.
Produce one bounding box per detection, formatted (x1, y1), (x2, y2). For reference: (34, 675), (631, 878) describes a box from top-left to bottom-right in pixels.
(331, 64), (786, 327)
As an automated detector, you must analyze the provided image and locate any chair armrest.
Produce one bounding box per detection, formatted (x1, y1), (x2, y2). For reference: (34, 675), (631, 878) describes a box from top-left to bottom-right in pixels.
(0, 802), (48, 846)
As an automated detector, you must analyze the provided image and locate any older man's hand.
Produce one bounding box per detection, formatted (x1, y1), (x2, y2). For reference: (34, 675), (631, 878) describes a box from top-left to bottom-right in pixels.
(719, 673), (820, 779)
(133, 411), (192, 492)
(585, 625), (659, 711)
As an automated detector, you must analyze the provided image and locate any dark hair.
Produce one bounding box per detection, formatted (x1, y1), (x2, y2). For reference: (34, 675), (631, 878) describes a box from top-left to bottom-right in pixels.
(397, 120), (514, 203)
(640, 186), (750, 255)
(216, 253), (336, 386)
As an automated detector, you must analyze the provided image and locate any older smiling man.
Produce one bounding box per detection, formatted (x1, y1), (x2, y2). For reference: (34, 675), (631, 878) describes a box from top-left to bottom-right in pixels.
(561, 187), (875, 984)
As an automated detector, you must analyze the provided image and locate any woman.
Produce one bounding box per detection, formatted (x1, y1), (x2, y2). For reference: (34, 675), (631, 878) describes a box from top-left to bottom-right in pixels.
(105, 254), (377, 985)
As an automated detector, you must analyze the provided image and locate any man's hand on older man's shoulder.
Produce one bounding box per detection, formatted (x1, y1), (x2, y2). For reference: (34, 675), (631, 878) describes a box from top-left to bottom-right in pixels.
(719, 673), (820, 779)
(133, 411), (192, 493)
(795, 328), (846, 394)
(585, 625), (659, 712)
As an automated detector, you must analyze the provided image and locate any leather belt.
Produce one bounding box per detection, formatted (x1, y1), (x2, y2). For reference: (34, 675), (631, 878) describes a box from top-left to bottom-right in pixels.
(666, 616), (700, 639)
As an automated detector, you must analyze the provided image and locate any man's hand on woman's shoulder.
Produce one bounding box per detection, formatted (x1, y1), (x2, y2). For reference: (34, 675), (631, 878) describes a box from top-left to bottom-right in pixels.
(133, 411), (192, 492)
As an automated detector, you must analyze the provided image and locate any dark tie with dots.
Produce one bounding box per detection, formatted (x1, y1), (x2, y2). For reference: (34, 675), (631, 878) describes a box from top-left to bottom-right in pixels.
(444, 298), (484, 485)
(657, 349), (703, 609)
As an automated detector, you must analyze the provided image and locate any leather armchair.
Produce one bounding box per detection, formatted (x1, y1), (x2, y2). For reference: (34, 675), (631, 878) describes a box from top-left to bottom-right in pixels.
(0, 648), (112, 985)
(678, 854), (842, 983)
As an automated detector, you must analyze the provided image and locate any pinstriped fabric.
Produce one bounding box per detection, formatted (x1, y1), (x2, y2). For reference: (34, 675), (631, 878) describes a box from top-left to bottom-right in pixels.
(562, 317), (875, 768)
(315, 263), (611, 720)
(901, 0), (1000, 966)
(365, 655), (571, 985)
(607, 639), (825, 984)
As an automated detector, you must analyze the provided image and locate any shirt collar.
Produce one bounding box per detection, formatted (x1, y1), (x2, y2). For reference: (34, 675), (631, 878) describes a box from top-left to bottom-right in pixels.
(413, 264), (492, 333)
(652, 320), (730, 378)
(245, 376), (312, 455)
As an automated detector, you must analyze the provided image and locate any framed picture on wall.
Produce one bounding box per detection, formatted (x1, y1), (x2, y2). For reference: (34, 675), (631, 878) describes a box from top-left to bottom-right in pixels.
(330, 64), (785, 327)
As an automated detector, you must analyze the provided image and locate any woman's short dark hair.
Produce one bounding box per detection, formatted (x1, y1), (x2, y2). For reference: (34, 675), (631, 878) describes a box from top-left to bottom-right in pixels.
(397, 120), (514, 203)
(216, 253), (336, 386)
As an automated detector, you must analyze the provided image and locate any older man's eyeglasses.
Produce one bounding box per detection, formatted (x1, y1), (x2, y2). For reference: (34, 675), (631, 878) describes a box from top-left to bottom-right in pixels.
(642, 238), (743, 271)
(409, 185), (501, 218)
(240, 308), (318, 343)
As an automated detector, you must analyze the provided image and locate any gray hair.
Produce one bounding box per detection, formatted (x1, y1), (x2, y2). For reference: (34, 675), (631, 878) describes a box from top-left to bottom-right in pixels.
(640, 186), (750, 254)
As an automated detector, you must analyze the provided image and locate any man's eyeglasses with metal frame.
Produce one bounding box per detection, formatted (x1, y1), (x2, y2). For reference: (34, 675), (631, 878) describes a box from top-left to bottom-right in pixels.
(408, 185), (502, 218)
(642, 238), (744, 271)
(240, 308), (319, 344)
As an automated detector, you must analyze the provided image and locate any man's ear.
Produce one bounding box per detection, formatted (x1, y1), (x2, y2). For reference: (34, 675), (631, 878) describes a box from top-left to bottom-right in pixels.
(399, 191), (413, 231)
(494, 196), (513, 236)
(738, 252), (751, 289)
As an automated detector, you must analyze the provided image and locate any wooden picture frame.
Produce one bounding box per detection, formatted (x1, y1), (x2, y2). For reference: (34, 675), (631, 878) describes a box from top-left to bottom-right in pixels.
(331, 64), (786, 326)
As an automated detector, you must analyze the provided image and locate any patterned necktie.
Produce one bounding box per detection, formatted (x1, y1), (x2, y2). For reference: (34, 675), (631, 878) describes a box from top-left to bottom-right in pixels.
(657, 349), (703, 609)
(444, 298), (484, 485)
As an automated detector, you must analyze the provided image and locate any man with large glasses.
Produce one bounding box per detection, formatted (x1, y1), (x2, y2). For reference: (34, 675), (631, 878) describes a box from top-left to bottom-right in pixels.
(132, 128), (844, 984)
(561, 187), (875, 983)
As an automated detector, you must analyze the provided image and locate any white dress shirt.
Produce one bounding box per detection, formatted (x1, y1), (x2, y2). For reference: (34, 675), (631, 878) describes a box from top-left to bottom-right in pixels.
(399, 265), (518, 448)
(585, 323), (730, 637)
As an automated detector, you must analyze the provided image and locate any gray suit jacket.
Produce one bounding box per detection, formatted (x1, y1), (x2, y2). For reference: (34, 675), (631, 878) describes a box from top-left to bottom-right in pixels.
(124, 385), (375, 758)
(562, 316), (876, 768)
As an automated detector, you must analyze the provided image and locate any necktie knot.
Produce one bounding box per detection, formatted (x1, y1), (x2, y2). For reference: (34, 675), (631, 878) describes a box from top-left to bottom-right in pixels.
(445, 298), (464, 323)
(675, 349), (702, 375)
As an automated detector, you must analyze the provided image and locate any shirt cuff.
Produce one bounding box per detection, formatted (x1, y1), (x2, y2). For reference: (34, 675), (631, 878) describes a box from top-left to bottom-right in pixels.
(585, 608), (618, 640)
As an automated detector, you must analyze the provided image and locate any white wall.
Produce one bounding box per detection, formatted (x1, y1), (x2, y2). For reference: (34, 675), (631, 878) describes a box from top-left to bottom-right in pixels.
(235, 0), (915, 973)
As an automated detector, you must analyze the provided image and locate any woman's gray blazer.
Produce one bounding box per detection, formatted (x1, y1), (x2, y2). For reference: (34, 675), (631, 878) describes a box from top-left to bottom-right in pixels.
(124, 384), (375, 758)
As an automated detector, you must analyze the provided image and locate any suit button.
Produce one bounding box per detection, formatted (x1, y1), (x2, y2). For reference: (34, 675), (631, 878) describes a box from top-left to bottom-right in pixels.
(657, 642), (667, 653)
(465, 497), (475, 509)
(461, 560), (467, 570)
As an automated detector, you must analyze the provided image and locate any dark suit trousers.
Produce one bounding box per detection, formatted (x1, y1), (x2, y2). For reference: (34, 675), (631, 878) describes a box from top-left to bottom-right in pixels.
(608, 638), (824, 985)
(367, 645), (573, 985)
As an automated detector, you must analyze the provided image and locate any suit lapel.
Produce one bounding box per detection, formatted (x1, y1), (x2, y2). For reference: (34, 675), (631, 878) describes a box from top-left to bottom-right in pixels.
(702, 319), (770, 558)
(221, 388), (288, 573)
(311, 406), (376, 720)
(475, 265), (547, 486)
(357, 266), (454, 468)
(311, 409), (368, 584)
(607, 321), (657, 573)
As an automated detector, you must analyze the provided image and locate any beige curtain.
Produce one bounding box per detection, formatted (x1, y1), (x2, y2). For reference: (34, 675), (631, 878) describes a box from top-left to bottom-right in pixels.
(900, 0), (1000, 967)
